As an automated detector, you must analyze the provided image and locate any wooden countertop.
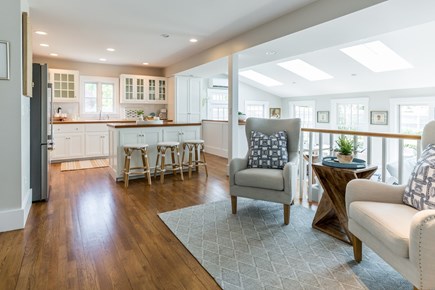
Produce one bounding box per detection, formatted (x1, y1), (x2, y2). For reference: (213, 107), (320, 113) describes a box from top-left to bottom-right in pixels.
(202, 119), (246, 125)
(107, 122), (201, 128)
(53, 120), (136, 124)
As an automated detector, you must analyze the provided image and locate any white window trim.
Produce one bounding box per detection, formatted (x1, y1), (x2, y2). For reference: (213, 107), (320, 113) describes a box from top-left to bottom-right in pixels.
(80, 76), (119, 118)
(331, 97), (369, 130)
(389, 96), (435, 133)
(289, 100), (315, 125)
(245, 100), (269, 118)
(206, 88), (228, 120)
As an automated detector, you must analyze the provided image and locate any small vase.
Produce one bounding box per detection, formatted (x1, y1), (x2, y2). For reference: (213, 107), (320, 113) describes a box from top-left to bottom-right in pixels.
(336, 153), (354, 163)
(238, 114), (247, 122)
(138, 115), (144, 121)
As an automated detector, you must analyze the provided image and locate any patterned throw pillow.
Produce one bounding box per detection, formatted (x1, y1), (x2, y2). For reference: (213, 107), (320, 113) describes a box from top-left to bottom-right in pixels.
(247, 130), (288, 169)
(403, 144), (435, 210)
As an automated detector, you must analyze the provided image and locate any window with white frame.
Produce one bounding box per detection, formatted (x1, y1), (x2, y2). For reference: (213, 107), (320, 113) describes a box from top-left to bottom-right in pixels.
(245, 101), (269, 118)
(290, 101), (315, 128)
(331, 98), (369, 131)
(80, 76), (118, 115)
(207, 88), (228, 120)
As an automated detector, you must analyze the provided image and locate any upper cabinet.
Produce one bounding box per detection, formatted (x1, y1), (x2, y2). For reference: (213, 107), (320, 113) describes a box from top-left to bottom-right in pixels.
(120, 74), (167, 104)
(49, 69), (79, 102)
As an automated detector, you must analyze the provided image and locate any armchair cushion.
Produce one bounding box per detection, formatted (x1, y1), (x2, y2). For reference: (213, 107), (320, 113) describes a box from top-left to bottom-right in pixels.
(349, 201), (417, 258)
(235, 168), (284, 191)
(248, 130), (288, 169)
(403, 144), (435, 210)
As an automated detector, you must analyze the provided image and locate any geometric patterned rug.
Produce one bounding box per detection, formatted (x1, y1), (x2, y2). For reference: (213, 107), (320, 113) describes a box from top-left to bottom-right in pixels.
(60, 159), (109, 171)
(159, 198), (412, 290)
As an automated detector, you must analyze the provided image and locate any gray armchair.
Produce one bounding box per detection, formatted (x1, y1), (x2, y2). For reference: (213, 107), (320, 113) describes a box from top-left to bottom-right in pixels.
(229, 117), (301, 225)
(346, 120), (435, 290)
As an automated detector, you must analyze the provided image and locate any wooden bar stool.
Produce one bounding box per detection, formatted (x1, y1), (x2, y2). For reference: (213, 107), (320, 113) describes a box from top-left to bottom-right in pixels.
(154, 141), (184, 184)
(123, 144), (152, 188)
(182, 140), (208, 178)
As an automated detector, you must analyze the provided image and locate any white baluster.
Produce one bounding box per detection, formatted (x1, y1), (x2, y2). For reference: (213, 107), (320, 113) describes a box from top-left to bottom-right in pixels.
(398, 139), (404, 184)
(382, 138), (387, 182)
(308, 132), (313, 202)
(299, 132), (304, 201)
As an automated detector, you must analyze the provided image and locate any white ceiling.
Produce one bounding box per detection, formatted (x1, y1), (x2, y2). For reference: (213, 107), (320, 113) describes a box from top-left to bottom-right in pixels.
(180, 0), (435, 98)
(29, 0), (316, 67)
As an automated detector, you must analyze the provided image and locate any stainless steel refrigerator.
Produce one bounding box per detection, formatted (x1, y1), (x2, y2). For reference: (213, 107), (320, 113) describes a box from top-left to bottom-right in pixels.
(31, 63), (53, 201)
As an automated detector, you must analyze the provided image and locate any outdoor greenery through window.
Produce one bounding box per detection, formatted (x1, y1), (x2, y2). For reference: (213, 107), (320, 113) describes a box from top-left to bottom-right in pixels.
(81, 76), (118, 115)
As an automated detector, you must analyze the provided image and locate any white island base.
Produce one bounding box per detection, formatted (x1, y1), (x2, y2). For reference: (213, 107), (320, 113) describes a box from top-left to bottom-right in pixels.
(107, 123), (201, 181)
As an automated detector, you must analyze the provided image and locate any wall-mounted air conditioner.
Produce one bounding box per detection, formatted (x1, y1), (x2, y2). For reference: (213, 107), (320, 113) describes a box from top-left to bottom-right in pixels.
(209, 78), (228, 88)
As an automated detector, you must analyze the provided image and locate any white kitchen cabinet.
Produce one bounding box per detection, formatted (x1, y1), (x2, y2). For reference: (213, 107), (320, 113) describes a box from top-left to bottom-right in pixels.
(85, 123), (109, 157)
(162, 126), (201, 143)
(175, 77), (201, 123)
(49, 69), (79, 102)
(120, 74), (167, 104)
(51, 133), (84, 160)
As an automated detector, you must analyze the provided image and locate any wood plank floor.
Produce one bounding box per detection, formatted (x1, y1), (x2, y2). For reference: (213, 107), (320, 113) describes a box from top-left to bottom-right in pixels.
(0, 154), (314, 290)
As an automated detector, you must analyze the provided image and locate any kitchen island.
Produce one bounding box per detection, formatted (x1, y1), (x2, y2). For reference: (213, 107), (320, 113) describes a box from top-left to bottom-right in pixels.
(107, 122), (201, 181)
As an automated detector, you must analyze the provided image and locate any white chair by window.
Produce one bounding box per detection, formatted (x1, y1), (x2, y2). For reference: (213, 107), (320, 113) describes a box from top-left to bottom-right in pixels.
(346, 120), (435, 290)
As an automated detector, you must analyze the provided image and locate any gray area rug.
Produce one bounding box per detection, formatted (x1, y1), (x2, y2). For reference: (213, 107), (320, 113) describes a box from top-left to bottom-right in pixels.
(159, 198), (412, 290)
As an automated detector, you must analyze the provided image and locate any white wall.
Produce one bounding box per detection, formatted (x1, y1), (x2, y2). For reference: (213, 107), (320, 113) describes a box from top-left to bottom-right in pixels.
(239, 82), (281, 115)
(0, 0), (32, 232)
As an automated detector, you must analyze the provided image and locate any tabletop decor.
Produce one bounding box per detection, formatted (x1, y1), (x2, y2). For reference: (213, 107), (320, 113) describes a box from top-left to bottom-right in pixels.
(335, 136), (357, 163)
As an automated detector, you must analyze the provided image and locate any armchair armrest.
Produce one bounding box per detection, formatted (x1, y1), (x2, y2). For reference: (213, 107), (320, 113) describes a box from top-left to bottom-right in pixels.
(410, 210), (435, 288)
(345, 179), (406, 214)
(229, 157), (248, 186)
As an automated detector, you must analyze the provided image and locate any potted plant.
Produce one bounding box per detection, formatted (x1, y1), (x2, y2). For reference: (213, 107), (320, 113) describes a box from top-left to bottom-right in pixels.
(137, 110), (144, 121)
(238, 111), (247, 122)
(335, 136), (356, 163)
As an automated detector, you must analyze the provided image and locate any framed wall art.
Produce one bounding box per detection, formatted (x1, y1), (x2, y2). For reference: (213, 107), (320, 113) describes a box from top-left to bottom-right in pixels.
(0, 40), (10, 80)
(370, 111), (388, 125)
(270, 107), (281, 119)
(317, 111), (329, 123)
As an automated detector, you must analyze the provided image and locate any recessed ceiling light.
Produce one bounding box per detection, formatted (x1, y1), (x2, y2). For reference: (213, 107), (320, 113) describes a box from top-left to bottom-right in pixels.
(142, 62), (149, 65)
(35, 31), (47, 35)
(99, 58), (107, 62)
(190, 38), (198, 43)
(340, 41), (413, 72)
(160, 34), (170, 38)
(277, 59), (333, 81)
(40, 43), (49, 47)
(106, 48), (115, 52)
(49, 53), (58, 57)
(266, 50), (277, 55)
(239, 70), (282, 87)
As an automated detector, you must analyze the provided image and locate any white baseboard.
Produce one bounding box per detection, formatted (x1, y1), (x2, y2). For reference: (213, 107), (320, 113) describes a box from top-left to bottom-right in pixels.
(0, 188), (32, 232)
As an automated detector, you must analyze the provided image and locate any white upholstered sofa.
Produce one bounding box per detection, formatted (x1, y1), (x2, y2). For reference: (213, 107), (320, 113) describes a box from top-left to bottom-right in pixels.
(346, 120), (435, 290)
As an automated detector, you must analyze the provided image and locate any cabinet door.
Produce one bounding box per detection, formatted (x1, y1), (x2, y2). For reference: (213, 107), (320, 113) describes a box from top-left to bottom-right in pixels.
(162, 128), (181, 142)
(148, 78), (156, 101)
(176, 77), (189, 122)
(121, 75), (134, 102)
(85, 133), (104, 157)
(157, 78), (166, 102)
(101, 133), (109, 156)
(52, 135), (69, 160)
(189, 78), (202, 119)
(68, 134), (85, 158)
(181, 126), (201, 141)
(135, 78), (145, 101)
(50, 69), (79, 102)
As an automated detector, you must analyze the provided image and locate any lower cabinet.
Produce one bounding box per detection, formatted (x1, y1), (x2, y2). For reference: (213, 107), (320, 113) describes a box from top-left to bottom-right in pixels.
(85, 132), (108, 157)
(52, 123), (109, 162)
(51, 133), (85, 160)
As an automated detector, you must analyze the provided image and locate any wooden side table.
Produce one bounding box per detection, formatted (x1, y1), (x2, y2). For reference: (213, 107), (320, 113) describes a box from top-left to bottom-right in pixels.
(311, 163), (378, 244)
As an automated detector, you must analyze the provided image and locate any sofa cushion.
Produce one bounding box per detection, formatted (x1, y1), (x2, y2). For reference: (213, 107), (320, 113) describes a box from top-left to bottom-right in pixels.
(248, 130), (288, 169)
(349, 201), (417, 258)
(235, 168), (284, 191)
(403, 144), (435, 210)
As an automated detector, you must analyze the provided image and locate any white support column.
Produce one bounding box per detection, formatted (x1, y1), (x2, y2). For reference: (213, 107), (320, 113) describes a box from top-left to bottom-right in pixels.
(228, 54), (239, 169)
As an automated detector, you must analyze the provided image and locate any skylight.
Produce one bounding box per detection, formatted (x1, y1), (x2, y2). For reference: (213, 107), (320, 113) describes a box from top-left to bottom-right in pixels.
(277, 59), (333, 81)
(340, 41), (413, 72)
(239, 70), (282, 87)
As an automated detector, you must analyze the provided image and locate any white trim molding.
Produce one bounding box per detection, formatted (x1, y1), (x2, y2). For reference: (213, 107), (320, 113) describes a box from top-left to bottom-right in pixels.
(0, 188), (32, 232)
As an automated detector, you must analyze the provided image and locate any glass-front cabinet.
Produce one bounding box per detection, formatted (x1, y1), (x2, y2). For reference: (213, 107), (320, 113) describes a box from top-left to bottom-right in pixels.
(120, 74), (167, 104)
(49, 69), (79, 102)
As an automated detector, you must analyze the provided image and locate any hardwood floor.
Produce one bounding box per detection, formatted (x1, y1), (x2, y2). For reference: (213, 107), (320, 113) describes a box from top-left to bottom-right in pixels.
(0, 154), (315, 290)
